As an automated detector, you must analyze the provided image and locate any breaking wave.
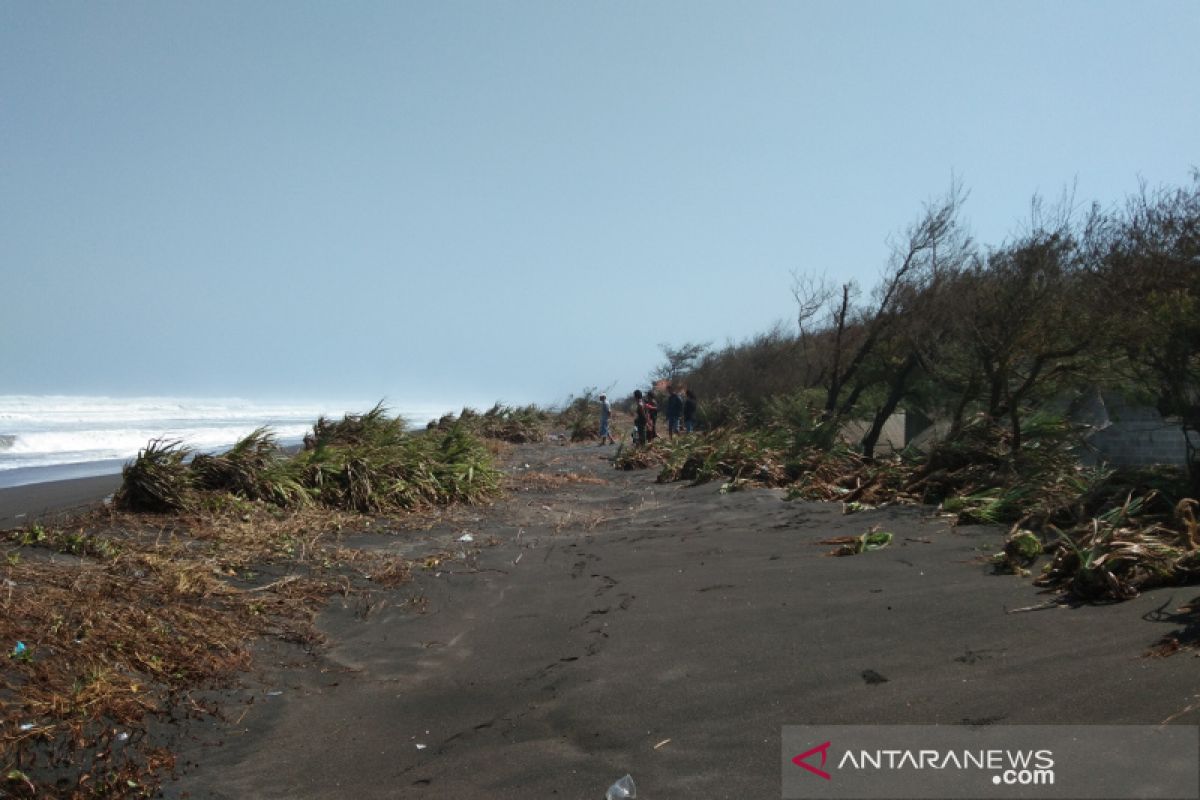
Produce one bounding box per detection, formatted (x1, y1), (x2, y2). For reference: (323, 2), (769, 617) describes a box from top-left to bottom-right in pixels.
(0, 395), (447, 475)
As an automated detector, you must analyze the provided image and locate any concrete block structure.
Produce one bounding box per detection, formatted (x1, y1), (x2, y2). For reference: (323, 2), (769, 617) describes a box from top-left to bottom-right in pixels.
(1073, 389), (1198, 468)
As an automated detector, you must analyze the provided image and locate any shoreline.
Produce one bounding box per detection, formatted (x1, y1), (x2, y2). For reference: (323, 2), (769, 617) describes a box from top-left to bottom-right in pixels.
(0, 473), (122, 528)
(0, 444), (311, 523)
(0, 458), (127, 491)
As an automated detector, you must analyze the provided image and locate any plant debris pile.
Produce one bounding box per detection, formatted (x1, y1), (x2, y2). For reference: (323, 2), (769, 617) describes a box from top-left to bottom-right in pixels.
(1035, 496), (1200, 601)
(655, 430), (790, 486)
(116, 405), (501, 515)
(617, 410), (1199, 603)
(4, 405), (502, 798)
(818, 527), (895, 557)
(0, 504), (409, 798)
(429, 403), (550, 444)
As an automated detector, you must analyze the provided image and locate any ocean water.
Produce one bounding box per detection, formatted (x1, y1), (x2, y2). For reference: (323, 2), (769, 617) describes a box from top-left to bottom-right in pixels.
(0, 395), (444, 489)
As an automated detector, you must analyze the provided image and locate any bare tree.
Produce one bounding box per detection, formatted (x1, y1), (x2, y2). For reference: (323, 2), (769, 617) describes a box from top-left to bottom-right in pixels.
(928, 192), (1099, 451)
(792, 180), (972, 453)
(651, 341), (711, 386)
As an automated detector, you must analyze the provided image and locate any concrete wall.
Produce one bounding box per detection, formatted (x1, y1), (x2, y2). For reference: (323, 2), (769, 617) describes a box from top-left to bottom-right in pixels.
(1075, 390), (1197, 468)
(840, 414), (908, 453)
(833, 392), (1195, 467)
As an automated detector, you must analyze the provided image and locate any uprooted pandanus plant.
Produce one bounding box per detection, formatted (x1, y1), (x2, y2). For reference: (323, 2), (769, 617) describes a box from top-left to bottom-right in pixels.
(1030, 496), (1200, 601)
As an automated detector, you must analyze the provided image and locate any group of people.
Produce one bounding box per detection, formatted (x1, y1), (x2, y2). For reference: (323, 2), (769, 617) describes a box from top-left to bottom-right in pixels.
(596, 386), (698, 446)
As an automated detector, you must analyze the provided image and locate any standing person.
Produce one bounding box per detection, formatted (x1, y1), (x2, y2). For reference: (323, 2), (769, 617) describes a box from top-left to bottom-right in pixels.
(597, 393), (616, 445)
(684, 388), (698, 433)
(632, 390), (648, 446)
(644, 389), (658, 441)
(666, 386), (683, 439)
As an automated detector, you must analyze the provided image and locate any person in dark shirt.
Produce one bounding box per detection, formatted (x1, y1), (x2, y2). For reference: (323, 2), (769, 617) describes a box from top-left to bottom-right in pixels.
(632, 390), (648, 446)
(683, 389), (698, 433)
(643, 390), (658, 441)
(666, 386), (684, 438)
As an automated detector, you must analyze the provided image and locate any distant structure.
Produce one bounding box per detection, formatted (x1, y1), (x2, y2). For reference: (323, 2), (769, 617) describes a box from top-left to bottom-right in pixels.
(840, 412), (929, 454)
(845, 391), (1197, 469)
(1073, 389), (1199, 468)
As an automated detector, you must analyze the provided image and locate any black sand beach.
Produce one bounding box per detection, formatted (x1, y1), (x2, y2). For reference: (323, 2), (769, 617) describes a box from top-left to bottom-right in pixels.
(0, 474), (121, 528)
(94, 441), (1196, 799)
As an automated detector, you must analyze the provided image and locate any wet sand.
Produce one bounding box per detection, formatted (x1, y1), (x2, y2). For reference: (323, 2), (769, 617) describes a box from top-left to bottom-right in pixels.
(0, 473), (121, 528)
(149, 441), (1200, 799)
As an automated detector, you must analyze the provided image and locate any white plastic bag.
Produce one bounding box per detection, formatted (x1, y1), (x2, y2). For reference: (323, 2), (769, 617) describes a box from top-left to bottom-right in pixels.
(605, 773), (636, 800)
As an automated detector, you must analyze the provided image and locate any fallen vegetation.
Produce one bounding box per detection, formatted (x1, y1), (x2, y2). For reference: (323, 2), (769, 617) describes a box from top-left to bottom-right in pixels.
(428, 403), (551, 445)
(618, 407), (1199, 604)
(2, 406), (500, 798)
(630, 172), (1199, 607)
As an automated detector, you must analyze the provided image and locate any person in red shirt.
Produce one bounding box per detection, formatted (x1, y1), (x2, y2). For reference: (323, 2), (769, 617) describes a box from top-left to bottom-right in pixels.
(643, 390), (658, 442)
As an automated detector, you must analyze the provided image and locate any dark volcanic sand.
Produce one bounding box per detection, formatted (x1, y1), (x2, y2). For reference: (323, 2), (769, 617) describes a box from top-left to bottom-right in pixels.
(128, 441), (1200, 798)
(0, 473), (121, 528)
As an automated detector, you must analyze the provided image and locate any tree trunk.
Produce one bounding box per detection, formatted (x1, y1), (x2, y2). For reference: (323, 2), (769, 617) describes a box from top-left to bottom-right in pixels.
(1185, 420), (1200, 497)
(948, 376), (980, 439)
(861, 354), (919, 459)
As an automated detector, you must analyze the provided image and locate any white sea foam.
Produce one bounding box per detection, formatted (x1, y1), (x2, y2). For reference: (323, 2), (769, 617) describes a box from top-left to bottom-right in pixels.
(0, 395), (451, 476)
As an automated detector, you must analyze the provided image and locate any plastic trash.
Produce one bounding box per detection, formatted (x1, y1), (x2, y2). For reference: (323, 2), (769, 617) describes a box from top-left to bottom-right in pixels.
(605, 774), (636, 800)
(11, 642), (27, 657)
(457, 533), (474, 543)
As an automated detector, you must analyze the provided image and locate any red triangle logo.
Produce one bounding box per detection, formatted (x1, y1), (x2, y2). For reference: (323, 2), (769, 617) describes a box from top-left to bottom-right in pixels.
(792, 740), (832, 780)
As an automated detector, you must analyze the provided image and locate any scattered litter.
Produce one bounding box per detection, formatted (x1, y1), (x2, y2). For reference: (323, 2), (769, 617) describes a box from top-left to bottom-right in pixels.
(457, 533), (475, 543)
(415, 743), (427, 750)
(18, 723), (34, 732)
(513, 553), (523, 565)
(266, 690), (283, 696)
(653, 738), (671, 750)
(14, 513), (26, 519)
(605, 773), (636, 800)
(115, 732), (130, 742)
(11, 641), (27, 657)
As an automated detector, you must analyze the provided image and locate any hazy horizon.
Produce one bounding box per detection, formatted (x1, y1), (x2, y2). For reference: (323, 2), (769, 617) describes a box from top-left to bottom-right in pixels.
(3, 1), (1197, 405)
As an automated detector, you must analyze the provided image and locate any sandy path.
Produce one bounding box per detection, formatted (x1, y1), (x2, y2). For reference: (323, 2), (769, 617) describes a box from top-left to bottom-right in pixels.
(165, 441), (1200, 799)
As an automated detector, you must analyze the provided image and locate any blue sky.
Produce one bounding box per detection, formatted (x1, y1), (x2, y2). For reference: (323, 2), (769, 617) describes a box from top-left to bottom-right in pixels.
(2, 1), (1196, 409)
